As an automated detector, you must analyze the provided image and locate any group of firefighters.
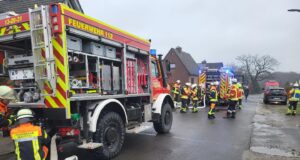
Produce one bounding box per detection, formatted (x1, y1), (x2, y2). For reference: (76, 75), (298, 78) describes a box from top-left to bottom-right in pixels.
(0, 80), (299, 159)
(171, 79), (247, 119)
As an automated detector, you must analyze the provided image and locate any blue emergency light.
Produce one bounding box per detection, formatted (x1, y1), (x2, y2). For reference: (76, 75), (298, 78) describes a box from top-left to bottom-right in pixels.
(150, 49), (157, 56)
(52, 5), (58, 14)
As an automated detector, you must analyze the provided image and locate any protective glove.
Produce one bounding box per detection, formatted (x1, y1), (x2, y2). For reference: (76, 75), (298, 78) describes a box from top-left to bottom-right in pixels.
(8, 114), (16, 125)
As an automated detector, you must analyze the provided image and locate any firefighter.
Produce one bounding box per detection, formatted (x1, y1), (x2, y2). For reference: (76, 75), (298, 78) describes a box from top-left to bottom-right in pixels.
(10, 109), (49, 160)
(244, 85), (250, 102)
(180, 82), (191, 113)
(226, 79), (239, 119)
(286, 83), (300, 116)
(191, 84), (199, 113)
(237, 83), (244, 109)
(0, 86), (16, 129)
(0, 86), (16, 158)
(197, 83), (205, 106)
(208, 82), (218, 119)
(172, 80), (181, 108)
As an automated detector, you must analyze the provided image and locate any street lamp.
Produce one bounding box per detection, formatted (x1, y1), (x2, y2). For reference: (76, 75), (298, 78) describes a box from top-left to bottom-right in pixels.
(288, 9), (300, 12)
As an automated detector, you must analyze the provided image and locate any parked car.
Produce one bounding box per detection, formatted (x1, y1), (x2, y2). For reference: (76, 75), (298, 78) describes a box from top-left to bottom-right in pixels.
(263, 87), (287, 105)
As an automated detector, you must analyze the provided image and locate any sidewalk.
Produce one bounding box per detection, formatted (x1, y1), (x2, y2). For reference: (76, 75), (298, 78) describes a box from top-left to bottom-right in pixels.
(244, 101), (300, 160)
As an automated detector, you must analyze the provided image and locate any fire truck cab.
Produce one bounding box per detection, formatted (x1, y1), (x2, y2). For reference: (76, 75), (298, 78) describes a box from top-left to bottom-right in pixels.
(0, 3), (174, 159)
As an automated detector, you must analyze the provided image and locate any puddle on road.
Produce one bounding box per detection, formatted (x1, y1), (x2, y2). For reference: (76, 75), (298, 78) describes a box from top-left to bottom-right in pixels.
(250, 146), (297, 157)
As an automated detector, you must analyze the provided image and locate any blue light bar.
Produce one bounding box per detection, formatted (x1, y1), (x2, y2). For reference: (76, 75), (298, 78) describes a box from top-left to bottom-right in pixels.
(150, 49), (157, 56)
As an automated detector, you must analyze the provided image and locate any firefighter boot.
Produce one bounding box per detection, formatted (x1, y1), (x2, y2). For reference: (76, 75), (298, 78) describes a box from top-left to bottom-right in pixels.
(286, 108), (292, 116)
(292, 110), (296, 116)
(224, 111), (231, 118)
(192, 107), (199, 113)
(231, 112), (236, 119)
(208, 114), (213, 119)
(211, 114), (215, 119)
(238, 105), (243, 110)
(180, 107), (187, 113)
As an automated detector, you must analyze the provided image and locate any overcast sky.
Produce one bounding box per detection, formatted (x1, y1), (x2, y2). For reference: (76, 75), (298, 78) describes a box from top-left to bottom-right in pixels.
(81, 0), (300, 72)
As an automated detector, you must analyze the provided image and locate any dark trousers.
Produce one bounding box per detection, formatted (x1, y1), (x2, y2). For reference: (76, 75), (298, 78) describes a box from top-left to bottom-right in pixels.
(181, 99), (188, 109)
(289, 101), (298, 111)
(228, 100), (237, 114)
(192, 100), (198, 108)
(238, 99), (242, 106)
(174, 94), (180, 102)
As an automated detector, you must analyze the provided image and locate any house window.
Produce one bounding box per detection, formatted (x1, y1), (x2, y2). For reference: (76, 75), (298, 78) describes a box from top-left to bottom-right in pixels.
(170, 64), (176, 69)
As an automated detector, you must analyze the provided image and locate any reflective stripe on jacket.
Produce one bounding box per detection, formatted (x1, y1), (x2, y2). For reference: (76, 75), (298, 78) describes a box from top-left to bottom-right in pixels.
(289, 88), (300, 101)
(237, 88), (244, 99)
(10, 123), (48, 160)
(191, 88), (199, 100)
(209, 86), (218, 102)
(172, 83), (180, 94)
(181, 86), (191, 99)
(229, 85), (238, 101)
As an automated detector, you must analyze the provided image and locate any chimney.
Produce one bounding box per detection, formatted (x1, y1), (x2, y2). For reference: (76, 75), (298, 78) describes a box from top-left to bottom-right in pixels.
(175, 46), (182, 53)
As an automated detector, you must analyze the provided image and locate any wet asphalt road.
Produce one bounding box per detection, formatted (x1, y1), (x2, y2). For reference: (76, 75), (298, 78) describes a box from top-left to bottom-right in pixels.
(61, 97), (259, 160)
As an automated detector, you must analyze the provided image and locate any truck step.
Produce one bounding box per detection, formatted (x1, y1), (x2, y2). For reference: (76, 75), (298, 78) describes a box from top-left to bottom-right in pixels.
(126, 124), (152, 134)
(77, 142), (103, 149)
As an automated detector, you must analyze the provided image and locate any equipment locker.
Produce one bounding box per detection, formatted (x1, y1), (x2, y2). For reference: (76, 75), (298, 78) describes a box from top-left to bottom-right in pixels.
(83, 42), (105, 56)
(113, 66), (120, 91)
(102, 64), (112, 91)
(67, 35), (82, 51)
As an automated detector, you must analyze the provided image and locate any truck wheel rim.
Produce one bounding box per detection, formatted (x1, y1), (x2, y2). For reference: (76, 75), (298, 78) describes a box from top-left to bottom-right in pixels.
(104, 125), (119, 148)
(165, 111), (171, 125)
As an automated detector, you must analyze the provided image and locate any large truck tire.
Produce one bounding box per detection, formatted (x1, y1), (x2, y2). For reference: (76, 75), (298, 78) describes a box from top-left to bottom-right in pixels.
(153, 102), (173, 134)
(94, 112), (125, 159)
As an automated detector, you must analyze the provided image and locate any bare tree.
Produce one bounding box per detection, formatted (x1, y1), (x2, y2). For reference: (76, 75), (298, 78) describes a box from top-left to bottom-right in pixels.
(236, 54), (279, 93)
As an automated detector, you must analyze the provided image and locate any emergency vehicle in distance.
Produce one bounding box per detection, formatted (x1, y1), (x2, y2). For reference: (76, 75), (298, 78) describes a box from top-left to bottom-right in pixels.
(263, 80), (280, 90)
(0, 3), (174, 159)
(199, 67), (234, 105)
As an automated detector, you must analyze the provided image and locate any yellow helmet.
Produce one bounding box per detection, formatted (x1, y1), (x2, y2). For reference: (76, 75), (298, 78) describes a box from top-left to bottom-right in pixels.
(0, 86), (16, 100)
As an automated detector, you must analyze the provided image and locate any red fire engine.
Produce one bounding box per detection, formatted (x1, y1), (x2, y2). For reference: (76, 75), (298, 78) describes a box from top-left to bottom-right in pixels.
(0, 3), (174, 159)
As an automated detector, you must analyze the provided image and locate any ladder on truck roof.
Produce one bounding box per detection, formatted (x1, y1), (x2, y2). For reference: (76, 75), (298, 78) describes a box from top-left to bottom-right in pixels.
(29, 6), (56, 96)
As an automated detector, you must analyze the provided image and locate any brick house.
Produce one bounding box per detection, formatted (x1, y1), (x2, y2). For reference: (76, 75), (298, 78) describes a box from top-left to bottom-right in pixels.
(0, 0), (83, 14)
(163, 46), (199, 84)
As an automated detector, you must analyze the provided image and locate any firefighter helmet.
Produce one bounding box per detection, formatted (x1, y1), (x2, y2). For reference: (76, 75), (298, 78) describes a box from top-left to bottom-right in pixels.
(192, 84), (197, 88)
(232, 78), (237, 83)
(293, 83), (299, 87)
(0, 86), (16, 100)
(17, 109), (34, 124)
(176, 80), (181, 84)
(185, 82), (191, 86)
